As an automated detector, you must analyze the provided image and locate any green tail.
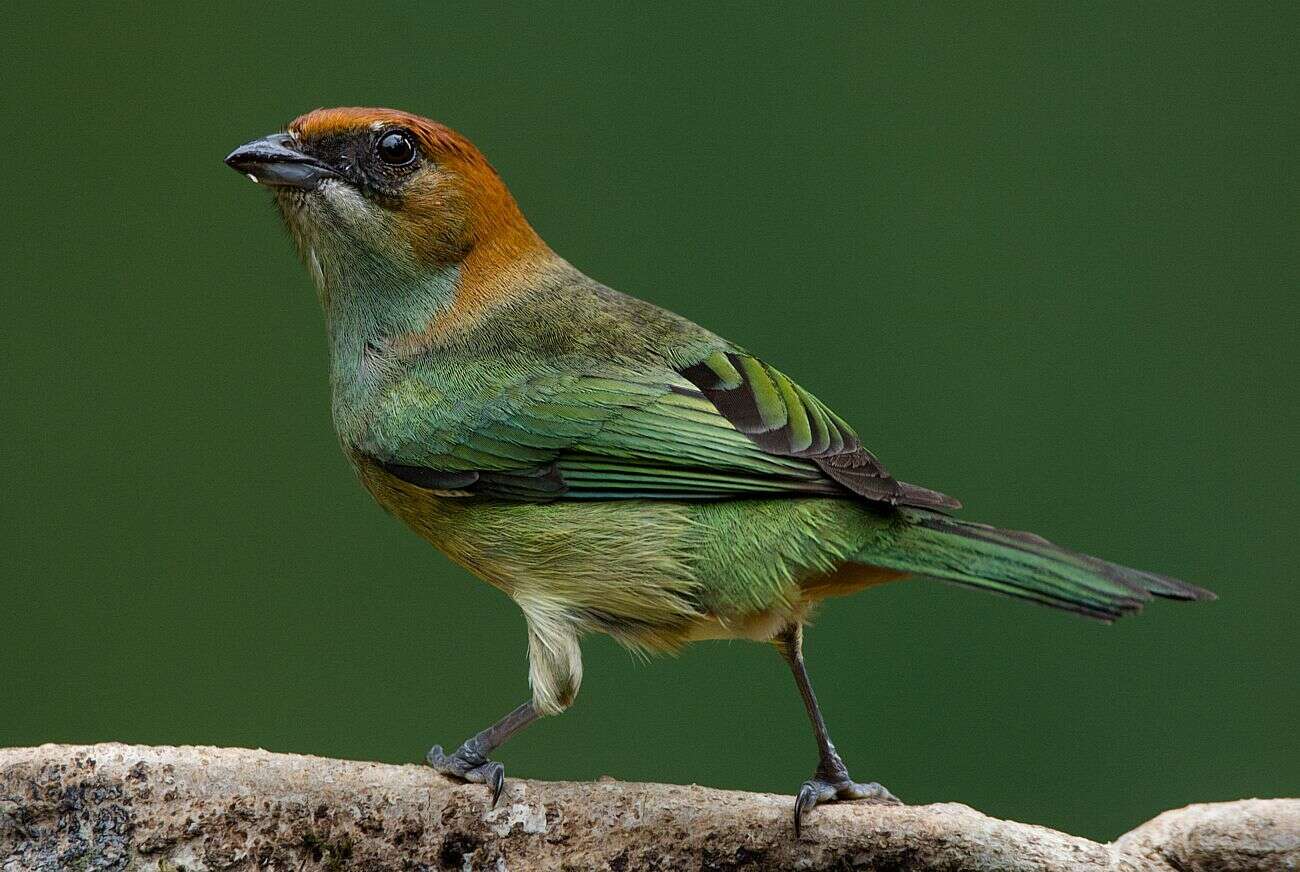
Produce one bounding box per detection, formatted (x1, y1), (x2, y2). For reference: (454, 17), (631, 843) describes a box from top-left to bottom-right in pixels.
(858, 508), (1215, 621)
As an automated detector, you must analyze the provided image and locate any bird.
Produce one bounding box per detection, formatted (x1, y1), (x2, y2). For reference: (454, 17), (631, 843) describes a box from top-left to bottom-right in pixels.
(225, 107), (1214, 836)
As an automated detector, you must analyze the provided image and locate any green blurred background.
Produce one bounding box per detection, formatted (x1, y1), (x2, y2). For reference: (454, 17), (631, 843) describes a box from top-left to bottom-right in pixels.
(3, 2), (1295, 841)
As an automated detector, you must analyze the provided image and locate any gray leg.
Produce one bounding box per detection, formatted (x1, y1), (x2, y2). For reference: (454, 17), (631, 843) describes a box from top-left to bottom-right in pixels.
(429, 605), (581, 807)
(426, 701), (539, 807)
(774, 624), (899, 838)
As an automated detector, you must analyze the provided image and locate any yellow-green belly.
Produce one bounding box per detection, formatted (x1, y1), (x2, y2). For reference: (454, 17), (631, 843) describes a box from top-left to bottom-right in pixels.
(355, 456), (905, 652)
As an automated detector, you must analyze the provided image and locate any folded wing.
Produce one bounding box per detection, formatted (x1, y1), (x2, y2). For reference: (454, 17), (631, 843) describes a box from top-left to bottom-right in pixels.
(365, 354), (956, 510)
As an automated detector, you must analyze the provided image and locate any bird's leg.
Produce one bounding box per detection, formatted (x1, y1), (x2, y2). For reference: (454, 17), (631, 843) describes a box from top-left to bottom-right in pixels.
(426, 700), (538, 807)
(429, 603), (581, 806)
(774, 623), (900, 837)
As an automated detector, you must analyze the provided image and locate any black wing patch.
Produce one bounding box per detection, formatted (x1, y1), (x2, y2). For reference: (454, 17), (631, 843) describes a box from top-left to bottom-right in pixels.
(679, 351), (960, 511)
(380, 461), (569, 501)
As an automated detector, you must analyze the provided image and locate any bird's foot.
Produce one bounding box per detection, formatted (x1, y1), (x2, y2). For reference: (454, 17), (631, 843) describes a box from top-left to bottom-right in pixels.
(793, 775), (900, 838)
(426, 743), (506, 808)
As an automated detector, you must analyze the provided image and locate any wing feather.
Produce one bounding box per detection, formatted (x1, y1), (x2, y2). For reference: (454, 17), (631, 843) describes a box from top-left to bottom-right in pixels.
(679, 351), (959, 510)
(364, 351), (957, 510)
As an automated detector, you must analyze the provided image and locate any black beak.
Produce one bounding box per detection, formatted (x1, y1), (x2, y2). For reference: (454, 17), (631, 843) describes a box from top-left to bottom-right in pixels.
(225, 133), (337, 190)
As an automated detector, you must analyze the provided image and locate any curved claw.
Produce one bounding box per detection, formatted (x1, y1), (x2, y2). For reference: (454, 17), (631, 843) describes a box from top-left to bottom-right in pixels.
(792, 778), (900, 839)
(793, 781), (822, 838)
(486, 761), (506, 808)
(426, 743), (508, 809)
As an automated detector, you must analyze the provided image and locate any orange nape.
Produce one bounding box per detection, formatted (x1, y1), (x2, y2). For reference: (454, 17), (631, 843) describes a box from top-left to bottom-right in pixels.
(291, 107), (549, 348)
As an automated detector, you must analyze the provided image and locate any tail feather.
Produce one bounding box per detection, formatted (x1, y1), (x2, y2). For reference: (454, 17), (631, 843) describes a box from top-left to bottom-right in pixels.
(858, 509), (1215, 622)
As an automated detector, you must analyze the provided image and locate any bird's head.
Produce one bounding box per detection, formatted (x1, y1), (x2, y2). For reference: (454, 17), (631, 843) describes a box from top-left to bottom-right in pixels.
(226, 107), (546, 317)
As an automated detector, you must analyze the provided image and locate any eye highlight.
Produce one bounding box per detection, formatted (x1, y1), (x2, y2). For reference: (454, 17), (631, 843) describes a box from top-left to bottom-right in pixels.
(376, 130), (417, 166)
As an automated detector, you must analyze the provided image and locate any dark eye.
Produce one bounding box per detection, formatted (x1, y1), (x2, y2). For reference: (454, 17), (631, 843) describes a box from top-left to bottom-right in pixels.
(376, 130), (416, 166)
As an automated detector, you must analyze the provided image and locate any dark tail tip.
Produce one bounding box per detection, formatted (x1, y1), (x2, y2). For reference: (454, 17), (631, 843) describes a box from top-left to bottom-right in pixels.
(1138, 570), (1218, 602)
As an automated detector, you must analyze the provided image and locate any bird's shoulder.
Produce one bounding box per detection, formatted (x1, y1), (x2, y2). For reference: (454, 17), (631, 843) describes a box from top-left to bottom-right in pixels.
(453, 263), (728, 370)
(355, 267), (729, 452)
(356, 268), (958, 510)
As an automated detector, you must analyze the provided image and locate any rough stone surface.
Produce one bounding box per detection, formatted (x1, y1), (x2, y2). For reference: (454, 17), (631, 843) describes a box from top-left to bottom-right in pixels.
(0, 744), (1294, 871)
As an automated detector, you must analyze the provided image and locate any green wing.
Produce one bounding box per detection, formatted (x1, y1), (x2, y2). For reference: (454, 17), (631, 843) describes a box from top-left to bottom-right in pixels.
(364, 352), (957, 508)
(678, 351), (959, 509)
